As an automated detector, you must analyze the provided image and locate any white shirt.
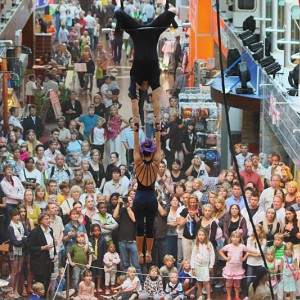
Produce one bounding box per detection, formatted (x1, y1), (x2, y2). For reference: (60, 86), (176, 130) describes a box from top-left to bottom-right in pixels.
(41, 225), (55, 259)
(9, 115), (23, 129)
(93, 127), (105, 145)
(84, 15), (96, 29)
(26, 81), (37, 96)
(236, 152), (253, 170)
(19, 168), (42, 185)
(101, 83), (113, 108)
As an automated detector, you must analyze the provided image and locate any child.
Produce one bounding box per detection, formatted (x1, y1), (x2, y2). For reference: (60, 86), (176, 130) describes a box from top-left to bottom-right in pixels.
(69, 152), (82, 169)
(271, 233), (285, 264)
(20, 143), (30, 161)
(139, 265), (164, 300)
(112, 267), (142, 300)
(89, 224), (106, 293)
(178, 259), (197, 299)
(89, 116), (106, 158)
(55, 267), (76, 299)
(67, 232), (92, 291)
(27, 282), (45, 300)
(163, 271), (184, 300)
(160, 255), (178, 287)
(95, 58), (104, 92)
(190, 229), (215, 300)
(103, 243), (121, 295)
(280, 242), (299, 300)
(161, 112), (170, 151)
(245, 224), (267, 297)
(219, 230), (257, 300)
(266, 247), (278, 297)
(1, 287), (14, 300)
(73, 270), (98, 300)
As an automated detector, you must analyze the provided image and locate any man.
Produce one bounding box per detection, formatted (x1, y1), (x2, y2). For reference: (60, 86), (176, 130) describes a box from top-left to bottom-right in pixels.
(44, 139), (61, 168)
(119, 164), (130, 188)
(114, 1), (177, 127)
(112, 195), (142, 274)
(156, 161), (174, 195)
(80, 141), (91, 161)
(14, 127), (25, 145)
(141, 0), (155, 24)
(69, 119), (84, 141)
(225, 182), (245, 211)
(259, 174), (281, 210)
(251, 154), (266, 180)
(42, 73), (59, 96)
(101, 76), (118, 118)
(265, 154), (292, 186)
(235, 142), (253, 170)
(84, 11), (96, 49)
(173, 35), (182, 79)
(70, 40), (81, 63)
(72, 170), (84, 189)
(46, 154), (75, 191)
(8, 107), (23, 132)
(239, 159), (264, 193)
(122, 117), (145, 168)
(75, 105), (100, 138)
(62, 91), (83, 123)
(56, 116), (71, 148)
(241, 192), (265, 237)
(44, 128), (66, 156)
(45, 180), (64, 204)
(103, 167), (128, 201)
(19, 157), (42, 190)
(22, 105), (44, 139)
(79, 52), (95, 93)
(273, 194), (285, 223)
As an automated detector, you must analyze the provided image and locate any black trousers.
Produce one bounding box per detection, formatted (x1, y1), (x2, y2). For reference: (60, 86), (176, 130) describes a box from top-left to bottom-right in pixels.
(33, 260), (53, 295)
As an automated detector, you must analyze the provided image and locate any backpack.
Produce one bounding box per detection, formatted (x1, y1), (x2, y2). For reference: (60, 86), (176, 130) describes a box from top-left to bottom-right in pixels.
(50, 166), (70, 179)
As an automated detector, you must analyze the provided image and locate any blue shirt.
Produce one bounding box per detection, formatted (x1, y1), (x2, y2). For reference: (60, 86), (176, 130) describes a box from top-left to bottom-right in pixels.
(79, 114), (100, 137)
(55, 277), (66, 293)
(63, 221), (87, 253)
(121, 127), (145, 149)
(226, 195), (246, 211)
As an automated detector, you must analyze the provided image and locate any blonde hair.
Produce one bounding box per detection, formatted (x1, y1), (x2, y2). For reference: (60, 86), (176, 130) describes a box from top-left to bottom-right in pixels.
(213, 196), (227, 219)
(187, 194), (199, 208)
(32, 282), (44, 292)
(250, 224), (266, 244)
(163, 254), (175, 263)
(229, 230), (243, 244)
(127, 267), (136, 274)
(284, 242), (294, 253)
(266, 247), (275, 260)
(262, 208), (278, 235)
(193, 178), (203, 191)
(287, 181), (298, 192)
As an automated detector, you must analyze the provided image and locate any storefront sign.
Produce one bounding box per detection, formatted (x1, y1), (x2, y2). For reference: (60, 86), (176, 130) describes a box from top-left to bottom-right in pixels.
(49, 89), (62, 119)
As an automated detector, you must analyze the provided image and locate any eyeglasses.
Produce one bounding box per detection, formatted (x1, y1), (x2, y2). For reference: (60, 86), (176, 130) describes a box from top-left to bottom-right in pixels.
(110, 156), (116, 158)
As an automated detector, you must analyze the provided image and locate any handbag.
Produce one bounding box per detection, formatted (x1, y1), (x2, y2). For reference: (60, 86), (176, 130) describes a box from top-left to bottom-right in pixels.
(209, 219), (223, 240)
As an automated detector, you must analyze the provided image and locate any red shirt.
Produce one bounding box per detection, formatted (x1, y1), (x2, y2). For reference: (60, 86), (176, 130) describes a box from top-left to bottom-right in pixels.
(240, 169), (264, 192)
(79, 18), (86, 35)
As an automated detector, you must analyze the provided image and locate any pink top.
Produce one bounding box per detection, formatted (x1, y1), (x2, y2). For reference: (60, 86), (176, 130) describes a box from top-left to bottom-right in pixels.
(78, 281), (95, 299)
(107, 114), (122, 140)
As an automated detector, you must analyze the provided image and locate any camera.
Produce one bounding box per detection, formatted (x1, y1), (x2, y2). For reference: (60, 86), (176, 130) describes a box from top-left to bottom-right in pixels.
(123, 197), (129, 204)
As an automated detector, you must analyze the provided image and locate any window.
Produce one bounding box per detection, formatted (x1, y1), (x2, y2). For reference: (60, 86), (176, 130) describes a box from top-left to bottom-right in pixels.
(237, 0), (255, 10)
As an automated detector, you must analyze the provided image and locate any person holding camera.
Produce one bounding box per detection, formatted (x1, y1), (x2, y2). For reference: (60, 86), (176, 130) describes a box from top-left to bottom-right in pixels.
(113, 195), (141, 274)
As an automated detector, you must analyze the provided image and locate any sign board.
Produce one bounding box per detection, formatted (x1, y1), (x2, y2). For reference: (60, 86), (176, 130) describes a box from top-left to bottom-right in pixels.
(74, 63), (87, 72)
(49, 89), (62, 119)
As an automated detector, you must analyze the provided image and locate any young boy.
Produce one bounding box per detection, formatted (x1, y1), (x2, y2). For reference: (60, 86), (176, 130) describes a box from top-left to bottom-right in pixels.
(75, 106), (100, 138)
(55, 268), (75, 299)
(89, 116), (106, 158)
(1, 287), (14, 300)
(27, 282), (45, 300)
(95, 58), (104, 92)
(178, 259), (197, 299)
(67, 232), (92, 291)
(160, 255), (178, 287)
(163, 271), (184, 300)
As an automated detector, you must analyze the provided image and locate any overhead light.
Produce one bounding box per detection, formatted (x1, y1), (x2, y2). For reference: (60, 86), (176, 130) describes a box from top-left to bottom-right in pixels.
(238, 29), (252, 40)
(265, 62), (281, 75)
(253, 48), (264, 61)
(242, 34), (258, 47)
(249, 42), (263, 52)
(288, 64), (299, 96)
(260, 56), (275, 67)
(236, 62), (254, 94)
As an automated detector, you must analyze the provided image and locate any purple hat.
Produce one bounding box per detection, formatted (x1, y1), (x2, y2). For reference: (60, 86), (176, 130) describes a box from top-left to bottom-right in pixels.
(139, 138), (156, 153)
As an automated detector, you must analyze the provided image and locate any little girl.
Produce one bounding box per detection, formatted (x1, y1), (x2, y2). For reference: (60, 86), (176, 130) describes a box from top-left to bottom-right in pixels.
(74, 270), (97, 300)
(112, 267), (142, 300)
(20, 143), (30, 161)
(246, 224), (267, 296)
(190, 229), (215, 300)
(280, 242), (299, 300)
(219, 230), (257, 300)
(266, 247), (278, 298)
(139, 265), (164, 300)
(103, 243), (121, 295)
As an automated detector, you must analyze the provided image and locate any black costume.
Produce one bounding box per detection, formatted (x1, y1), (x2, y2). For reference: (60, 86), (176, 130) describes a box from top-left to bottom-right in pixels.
(114, 1), (177, 100)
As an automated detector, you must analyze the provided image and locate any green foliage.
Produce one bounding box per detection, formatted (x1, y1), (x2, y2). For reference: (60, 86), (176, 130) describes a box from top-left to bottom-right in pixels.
(33, 88), (46, 116)
(59, 85), (71, 103)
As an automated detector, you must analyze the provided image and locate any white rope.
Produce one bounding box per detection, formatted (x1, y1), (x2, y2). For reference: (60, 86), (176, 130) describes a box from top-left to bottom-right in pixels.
(52, 260), (69, 300)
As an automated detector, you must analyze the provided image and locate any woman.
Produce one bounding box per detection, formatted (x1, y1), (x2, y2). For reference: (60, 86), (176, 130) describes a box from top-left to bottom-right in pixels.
(18, 204), (34, 296)
(11, 145), (25, 175)
(26, 130), (42, 157)
(143, 93), (155, 138)
(88, 149), (106, 190)
(166, 194), (180, 261)
(28, 213), (57, 294)
(40, 51), (52, 65)
(20, 157), (42, 190)
(82, 194), (97, 220)
(63, 208), (88, 253)
(66, 129), (82, 157)
(224, 170), (235, 187)
(178, 194), (200, 260)
(80, 179), (97, 204)
(24, 189), (41, 226)
(170, 159), (187, 183)
(106, 105), (129, 157)
(105, 151), (121, 181)
(58, 0), (67, 25)
(260, 207), (280, 247)
(61, 186), (82, 218)
(7, 131), (18, 153)
(47, 21), (56, 39)
(73, 201), (92, 236)
(81, 159), (95, 182)
(192, 178), (203, 203)
(281, 206), (300, 262)
(1, 164), (25, 211)
(107, 192), (120, 215)
(171, 67), (186, 97)
(223, 204), (247, 244)
(132, 117), (161, 264)
(198, 204), (217, 245)
(248, 267), (271, 300)
(34, 186), (47, 212)
(285, 181), (298, 208)
(7, 209), (29, 298)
